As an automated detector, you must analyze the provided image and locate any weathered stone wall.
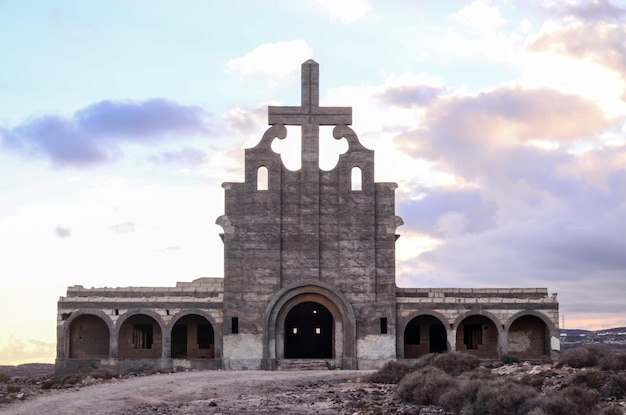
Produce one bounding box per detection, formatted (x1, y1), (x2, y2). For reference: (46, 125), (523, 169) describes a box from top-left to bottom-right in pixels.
(396, 288), (560, 359)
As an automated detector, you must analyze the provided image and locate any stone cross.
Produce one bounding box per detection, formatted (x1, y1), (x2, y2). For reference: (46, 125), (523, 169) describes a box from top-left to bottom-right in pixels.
(268, 59), (352, 171)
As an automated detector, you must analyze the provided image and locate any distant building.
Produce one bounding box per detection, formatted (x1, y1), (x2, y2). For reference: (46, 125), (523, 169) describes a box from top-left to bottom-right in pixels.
(55, 61), (560, 377)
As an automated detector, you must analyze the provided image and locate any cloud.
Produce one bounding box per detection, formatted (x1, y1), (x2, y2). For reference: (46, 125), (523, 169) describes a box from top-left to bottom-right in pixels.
(379, 84), (443, 107)
(150, 147), (208, 166)
(110, 222), (137, 234)
(227, 104), (268, 134)
(395, 86), (609, 180)
(545, 0), (626, 23)
(0, 99), (209, 166)
(75, 99), (208, 139)
(450, 0), (506, 34)
(55, 225), (71, 238)
(0, 336), (56, 365)
(530, 22), (626, 77)
(309, 0), (372, 23)
(225, 40), (313, 78)
(398, 187), (497, 237)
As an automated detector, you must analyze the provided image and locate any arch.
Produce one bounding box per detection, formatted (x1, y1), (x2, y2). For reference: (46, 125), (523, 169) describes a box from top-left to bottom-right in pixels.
(257, 166), (268, 191)
(264, 282), (356, 368)
(116, 311), (164, 359)
(403, 314), (449, 358)
(65, 311), (112, 359)
(506, 313), (551, 359)
(351, 166), (362, 191)
(455, 313), (501, 359)
(169, 313), (215, 359)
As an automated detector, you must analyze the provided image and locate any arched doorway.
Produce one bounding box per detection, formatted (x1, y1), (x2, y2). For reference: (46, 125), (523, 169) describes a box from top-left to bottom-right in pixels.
(456, 315), (499, 359)
(284, 302), (333, 359)
(69, 314), (110, 358)
(507, 315), (548, 359)
(118, 314), (163, 358)
(171, 314), (215, 358)
(404, 315), (448, 358)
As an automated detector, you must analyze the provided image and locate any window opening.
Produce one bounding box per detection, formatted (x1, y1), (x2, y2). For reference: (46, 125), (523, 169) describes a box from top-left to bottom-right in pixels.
(380, 317), (388, 334)
(257, 166), (268, 190)
(464, 324), (483, 349)
(231, 317), (239, 334)
(132, 324), (153, 349)
(351, 167), (362, 191)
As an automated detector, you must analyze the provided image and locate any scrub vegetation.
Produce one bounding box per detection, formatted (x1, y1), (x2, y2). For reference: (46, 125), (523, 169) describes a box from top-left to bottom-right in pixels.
(368, 345), (626, 415)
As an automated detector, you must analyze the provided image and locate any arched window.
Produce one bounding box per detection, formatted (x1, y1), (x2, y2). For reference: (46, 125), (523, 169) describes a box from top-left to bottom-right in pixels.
(257, 166), (268, 191)
(351, 167), (362, 191)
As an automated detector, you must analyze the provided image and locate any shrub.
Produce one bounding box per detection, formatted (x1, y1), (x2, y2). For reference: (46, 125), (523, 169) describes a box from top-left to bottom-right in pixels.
(518, 373), (545, 391)
(396, 366), (457, 405)
(568, 368), (606, 390)
(0, 372), (10, 383)
(598, 404), (623, 415)
(367, 361), (413, 384)
(501, 354), (521, 364)
(601, 372), (626, 399)
(559, 344), (614, 368)
(438, 378), (483, 413)
(472, 380), (538, 415)
(538, 386), (600, 415)
(7, 385), (20, 393)
(430, 352), (481, 376)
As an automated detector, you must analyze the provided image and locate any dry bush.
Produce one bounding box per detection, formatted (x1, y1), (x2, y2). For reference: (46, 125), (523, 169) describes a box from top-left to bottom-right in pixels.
(501, 354), (521, 364)
(466, 366), (495, 381)
(6, 385), (21, 393)
(598, 351), (626, 371)
(598, 404), (624, 415)
(367, 361), (413, 384)
(518, 373), (545, 391)
(601, 372), (626, 399)
(430, 352), (481, 376)
(537, 386), (600, 415)
(396, 366), (457, 405)
(558, 344), (614, 368)
(567, 368), (607, 390)
(0, 372), (10, 383)
(472, 380), (538, 415)
(437, 378), (482, 414)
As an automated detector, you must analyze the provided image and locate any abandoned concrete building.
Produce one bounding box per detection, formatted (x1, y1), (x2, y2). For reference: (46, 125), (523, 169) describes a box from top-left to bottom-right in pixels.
(55, 60), (560, 377)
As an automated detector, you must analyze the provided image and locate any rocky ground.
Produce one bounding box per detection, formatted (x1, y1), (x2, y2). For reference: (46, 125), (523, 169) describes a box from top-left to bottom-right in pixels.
(0, 366), (438, 415)
(1, 362), (625, 414)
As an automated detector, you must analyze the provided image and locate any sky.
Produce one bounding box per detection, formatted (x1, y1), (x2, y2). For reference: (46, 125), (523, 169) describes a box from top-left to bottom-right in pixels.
(1, 0), (625, 365)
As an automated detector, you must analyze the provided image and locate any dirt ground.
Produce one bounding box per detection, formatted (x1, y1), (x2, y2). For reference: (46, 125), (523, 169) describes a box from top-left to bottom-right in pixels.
(0, 366), (432, 415)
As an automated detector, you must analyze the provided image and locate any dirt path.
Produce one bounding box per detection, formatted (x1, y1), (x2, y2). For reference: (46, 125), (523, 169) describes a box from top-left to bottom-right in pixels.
(1, 370), (417, 415)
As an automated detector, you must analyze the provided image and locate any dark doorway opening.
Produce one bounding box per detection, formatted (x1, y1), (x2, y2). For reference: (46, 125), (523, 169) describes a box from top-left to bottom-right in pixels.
(429, 324), (448, 353)
(171, 325), (187, 358)
(285, 302), (333, 359)
(404, 315), (448, 358)
(170, 315), (215, 358)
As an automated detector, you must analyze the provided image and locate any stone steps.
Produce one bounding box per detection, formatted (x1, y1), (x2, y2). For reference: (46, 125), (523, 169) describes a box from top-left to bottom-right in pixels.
(276, 359), (335, 371)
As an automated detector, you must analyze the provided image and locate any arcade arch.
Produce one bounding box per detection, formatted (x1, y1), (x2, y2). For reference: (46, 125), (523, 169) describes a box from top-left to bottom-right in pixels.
(118, 313), (163, 358)
(403, 314), (448, 358)
(170, 314), (215, 358)
(455, 314), (499, 359)
(69, 314), (110, 358)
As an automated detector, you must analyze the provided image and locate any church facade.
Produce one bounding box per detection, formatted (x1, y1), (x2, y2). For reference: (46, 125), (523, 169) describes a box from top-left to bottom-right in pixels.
(55, 61), (560, 377)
